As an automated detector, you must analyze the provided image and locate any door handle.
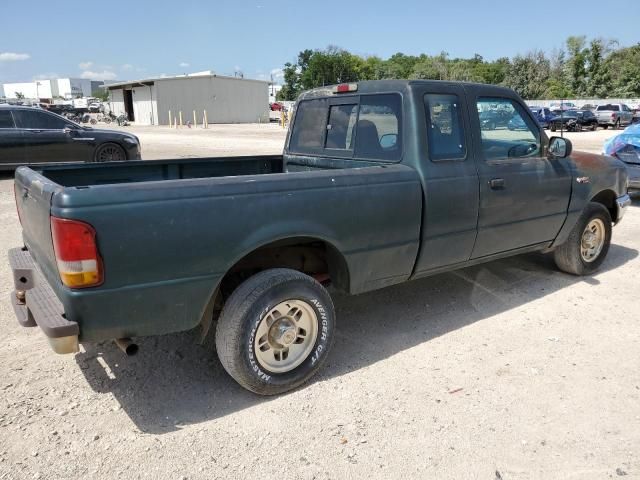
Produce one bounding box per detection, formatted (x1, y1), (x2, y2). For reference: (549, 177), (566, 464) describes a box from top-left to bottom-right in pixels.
(489, 178), (505, 189)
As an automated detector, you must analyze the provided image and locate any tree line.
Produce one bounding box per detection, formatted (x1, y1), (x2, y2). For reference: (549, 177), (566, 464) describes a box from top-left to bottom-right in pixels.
(277, 37), (640, 101)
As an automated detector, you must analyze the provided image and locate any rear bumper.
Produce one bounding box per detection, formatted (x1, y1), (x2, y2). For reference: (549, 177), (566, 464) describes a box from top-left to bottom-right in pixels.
(8, 247), (79, 354)
(626, 164), (640, 190)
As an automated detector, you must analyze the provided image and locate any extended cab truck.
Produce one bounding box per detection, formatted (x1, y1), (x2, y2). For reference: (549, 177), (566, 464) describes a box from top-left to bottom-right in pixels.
(9, 80), (631, 395)
(595, 103), (634, 129)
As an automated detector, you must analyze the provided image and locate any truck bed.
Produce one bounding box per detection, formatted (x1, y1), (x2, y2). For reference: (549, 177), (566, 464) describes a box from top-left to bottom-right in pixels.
(39, 155), (285, 187)
(14, 155), (423, 341)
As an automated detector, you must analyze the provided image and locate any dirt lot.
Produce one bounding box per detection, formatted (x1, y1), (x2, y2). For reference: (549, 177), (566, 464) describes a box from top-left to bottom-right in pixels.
(1, 125), (639, 479)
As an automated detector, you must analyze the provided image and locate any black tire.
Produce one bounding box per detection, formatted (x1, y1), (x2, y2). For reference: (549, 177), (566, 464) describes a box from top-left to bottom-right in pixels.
(603, 125), (609, 130)
(550, 123), (557, 132)
(573, 123), (580, 132)
(215, 268), (335, 395)
(591, 123), (597, 131)
(93, 142), (126, 162)
(553, 202), (612, 276)
(615, 119), (621, 130)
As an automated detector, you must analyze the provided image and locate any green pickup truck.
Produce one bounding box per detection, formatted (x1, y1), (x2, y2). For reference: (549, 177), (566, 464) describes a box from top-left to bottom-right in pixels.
(9, 80), (631, 395)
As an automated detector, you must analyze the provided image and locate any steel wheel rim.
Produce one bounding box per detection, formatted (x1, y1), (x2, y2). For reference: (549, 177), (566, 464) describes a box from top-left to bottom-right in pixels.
(580, 218), (605, 263)
(254, 299), (318, 374)
(97, 145), (124, 161)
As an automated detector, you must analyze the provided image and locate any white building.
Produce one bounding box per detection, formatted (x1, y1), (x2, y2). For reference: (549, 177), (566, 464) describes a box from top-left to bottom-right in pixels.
(1, 78), (95, 100)
(106, 73), (269, 125)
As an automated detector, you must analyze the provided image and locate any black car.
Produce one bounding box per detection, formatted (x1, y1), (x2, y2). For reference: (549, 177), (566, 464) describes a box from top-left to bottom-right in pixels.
(0, 105), (140, 170)
(549, 110), (598, 132)
(479, 109), (513, 130)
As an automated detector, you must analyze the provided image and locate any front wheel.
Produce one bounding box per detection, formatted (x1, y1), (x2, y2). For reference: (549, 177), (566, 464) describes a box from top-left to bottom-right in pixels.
(550, 123), (557, 132)
(553, 202), (612, 276)
(93, 142), (126, 162)
(215, 269), (336, 395)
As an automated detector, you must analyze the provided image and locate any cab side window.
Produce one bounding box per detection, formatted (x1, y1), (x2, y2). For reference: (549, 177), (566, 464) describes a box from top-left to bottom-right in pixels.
(477, 98), (540, 161)
(424, 94), (466, 161)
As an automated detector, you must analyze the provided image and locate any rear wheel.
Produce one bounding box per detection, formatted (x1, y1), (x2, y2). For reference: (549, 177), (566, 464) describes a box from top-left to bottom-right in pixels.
(550, 123), (557, 132)
(553, 202), (612, 276)
(215, 268), (335, 395)
(603, 125), (609, 130)
(591, 123), (597, 131)
(93, 142), (126, 162)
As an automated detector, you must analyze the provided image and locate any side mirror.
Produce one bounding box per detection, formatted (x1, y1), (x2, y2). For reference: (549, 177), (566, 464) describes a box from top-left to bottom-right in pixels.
(548, 136), (572, 159)
(380, 133), (398, 149)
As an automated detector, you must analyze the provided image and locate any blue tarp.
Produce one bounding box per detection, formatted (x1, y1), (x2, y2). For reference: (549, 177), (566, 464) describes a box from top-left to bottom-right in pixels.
(603, 123), (640, 155)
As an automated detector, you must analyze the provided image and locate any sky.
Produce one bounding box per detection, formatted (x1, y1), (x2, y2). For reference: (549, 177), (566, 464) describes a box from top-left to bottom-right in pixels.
(1, 0), (639, 85)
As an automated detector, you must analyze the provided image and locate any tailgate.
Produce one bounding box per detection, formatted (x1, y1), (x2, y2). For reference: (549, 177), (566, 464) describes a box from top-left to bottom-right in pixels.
(14, 167), (62, 283)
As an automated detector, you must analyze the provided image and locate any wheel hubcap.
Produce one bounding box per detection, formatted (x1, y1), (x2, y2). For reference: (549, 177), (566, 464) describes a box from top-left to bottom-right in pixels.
(254, 300), (318, 373)
(98, 146), (123, 161)
(580, 219), (605, 263)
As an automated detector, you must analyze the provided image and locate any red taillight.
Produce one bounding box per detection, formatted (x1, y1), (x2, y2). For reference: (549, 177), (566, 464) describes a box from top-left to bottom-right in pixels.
(50, 216), (103, 288)
(611, 113), (616, 119)
(333, 83), (358, 94)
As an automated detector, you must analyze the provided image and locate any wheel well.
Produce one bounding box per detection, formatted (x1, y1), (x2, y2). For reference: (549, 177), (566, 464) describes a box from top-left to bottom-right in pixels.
(591, 190), (617, 222)
(216, 237), (350, 302)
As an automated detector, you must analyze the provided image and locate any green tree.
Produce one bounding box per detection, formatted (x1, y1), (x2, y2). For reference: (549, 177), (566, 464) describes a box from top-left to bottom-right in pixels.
(607, 43), (640, 97)
(506, 51), (551, 99)
(278, 62), (300, 101)
(565, 36), (588, 96)
(585, 38), (612, 98)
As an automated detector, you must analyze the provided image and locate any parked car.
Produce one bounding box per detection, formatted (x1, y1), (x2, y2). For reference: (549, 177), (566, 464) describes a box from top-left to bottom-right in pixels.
(507, 115), (528, 130)
(580, 104), (598, 111)
(0, 105), (140, 169)
(528, 106), (554, 128)
(603, 123), (640, 194)
(550, 101), (578, 111)
(549, 110), (598, 132)
(595, 103), (634, 129)
(479, 109), (512, 130)
(8, 80), (630, 395)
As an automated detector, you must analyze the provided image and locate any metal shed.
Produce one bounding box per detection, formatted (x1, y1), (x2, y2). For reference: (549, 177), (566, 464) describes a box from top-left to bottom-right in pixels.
(106, 73), (269, 125)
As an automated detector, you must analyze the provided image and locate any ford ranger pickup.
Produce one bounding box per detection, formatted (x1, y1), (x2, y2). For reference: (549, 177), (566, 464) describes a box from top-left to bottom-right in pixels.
(8, 80), (631, 395)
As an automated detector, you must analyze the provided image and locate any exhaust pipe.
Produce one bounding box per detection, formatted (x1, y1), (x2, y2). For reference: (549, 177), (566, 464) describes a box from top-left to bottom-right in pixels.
(114, 338), (139, 356)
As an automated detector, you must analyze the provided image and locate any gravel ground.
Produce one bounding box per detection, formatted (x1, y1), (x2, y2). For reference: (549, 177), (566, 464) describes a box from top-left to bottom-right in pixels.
(1, 125), (639, 479)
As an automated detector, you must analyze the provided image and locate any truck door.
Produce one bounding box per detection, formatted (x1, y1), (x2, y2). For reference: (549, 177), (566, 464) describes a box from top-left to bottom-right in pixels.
(411, 84), (480, 275)
(469, 93), (572, 258)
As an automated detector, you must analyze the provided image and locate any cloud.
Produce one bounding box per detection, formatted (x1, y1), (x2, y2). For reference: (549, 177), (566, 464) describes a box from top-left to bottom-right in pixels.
(78, 61), (93, 69)
(269, 68), (284, 82)
(0, 52), (30, 62)
(121, 64), (133, 70)
(179, 62), (190, 68)
(80, 70), (117, 80)
(33, 73), (59, 80)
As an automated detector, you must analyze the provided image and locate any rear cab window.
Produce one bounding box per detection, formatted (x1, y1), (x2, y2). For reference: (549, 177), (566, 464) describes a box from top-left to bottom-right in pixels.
(289, 93), (403, 161)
